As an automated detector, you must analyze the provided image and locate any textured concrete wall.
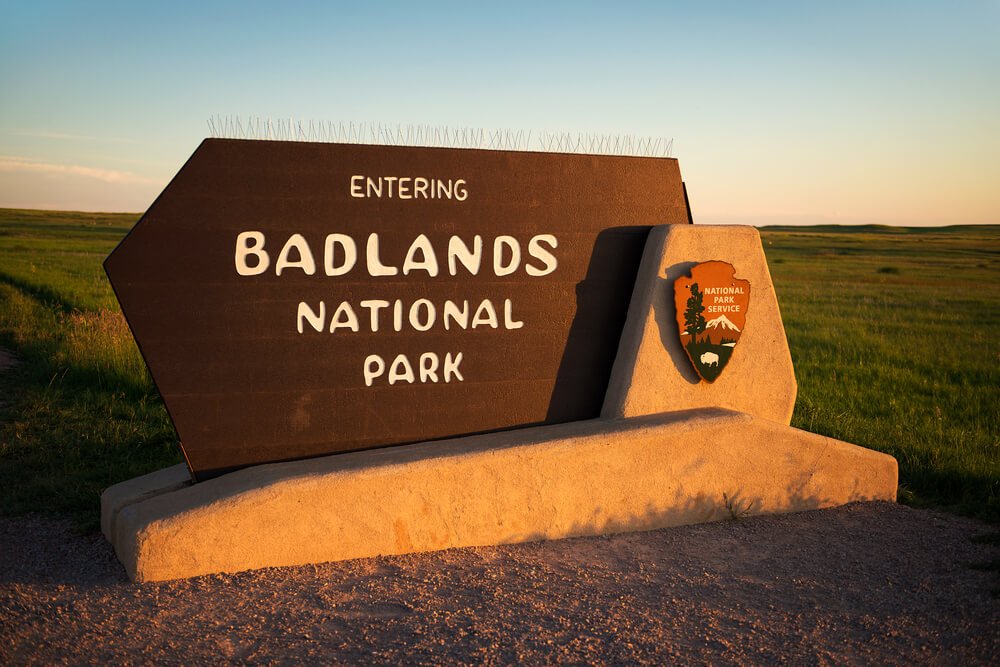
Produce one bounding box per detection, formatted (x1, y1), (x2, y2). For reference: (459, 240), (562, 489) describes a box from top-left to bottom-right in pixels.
(603, 225), (797, 423)
(104, 409), (897, 582)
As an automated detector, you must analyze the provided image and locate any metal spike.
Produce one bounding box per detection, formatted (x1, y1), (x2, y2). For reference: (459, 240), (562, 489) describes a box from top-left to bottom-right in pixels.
(202, 116), (674, 157)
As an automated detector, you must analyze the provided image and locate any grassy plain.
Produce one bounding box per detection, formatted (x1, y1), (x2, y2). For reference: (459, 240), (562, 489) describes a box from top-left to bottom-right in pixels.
(0, 209), (997, 530)
(760, 225), (998, 520)
(0, 209), (177, 530)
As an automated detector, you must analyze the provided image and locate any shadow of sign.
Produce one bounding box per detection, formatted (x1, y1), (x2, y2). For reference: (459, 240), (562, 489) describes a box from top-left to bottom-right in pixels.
(547, 227), (651, 421)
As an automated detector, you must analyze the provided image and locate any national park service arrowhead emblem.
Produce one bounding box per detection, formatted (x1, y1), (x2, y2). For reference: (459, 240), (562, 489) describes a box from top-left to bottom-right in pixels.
(674, 261), (750, 383)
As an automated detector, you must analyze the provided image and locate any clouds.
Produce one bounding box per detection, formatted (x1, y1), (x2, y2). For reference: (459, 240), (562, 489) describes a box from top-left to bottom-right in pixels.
(0, 156), (160, 185)
(8, 128), (140, 144)
(0, 156), (163, 212)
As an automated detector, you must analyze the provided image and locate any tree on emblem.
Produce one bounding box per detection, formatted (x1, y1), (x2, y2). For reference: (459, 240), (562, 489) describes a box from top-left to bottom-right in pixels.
(684, 282), (707, 342)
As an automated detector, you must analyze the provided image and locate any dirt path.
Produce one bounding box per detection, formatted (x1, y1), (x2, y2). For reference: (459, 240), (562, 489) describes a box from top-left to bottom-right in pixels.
(1, 501), (997, 664)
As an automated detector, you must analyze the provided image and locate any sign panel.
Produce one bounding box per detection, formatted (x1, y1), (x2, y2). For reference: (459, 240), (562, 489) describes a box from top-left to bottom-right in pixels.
(673, 261), (750, 382)
(106, 139), (691, 479)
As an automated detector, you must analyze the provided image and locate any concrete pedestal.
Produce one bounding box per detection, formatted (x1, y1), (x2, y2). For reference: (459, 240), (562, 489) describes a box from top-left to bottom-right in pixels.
(605, 225), (797, 423)
(102, 409), (896, 582)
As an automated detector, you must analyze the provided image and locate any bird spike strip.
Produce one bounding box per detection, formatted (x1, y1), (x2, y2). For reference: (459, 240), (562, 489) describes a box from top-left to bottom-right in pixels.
(206, 115), (674, 158)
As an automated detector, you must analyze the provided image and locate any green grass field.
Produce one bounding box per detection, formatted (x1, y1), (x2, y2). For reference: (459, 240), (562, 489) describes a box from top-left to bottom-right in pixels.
(0, 208), (997, 530)
(762, 225), (998, 520)
(0, 209), (178, 531)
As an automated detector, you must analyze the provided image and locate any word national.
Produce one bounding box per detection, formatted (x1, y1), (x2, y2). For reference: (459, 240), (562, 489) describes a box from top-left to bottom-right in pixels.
(297, 298), (523, 334)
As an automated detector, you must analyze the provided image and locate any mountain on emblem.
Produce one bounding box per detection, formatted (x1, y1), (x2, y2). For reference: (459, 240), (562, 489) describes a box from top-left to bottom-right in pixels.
(673, 261), (751, 382)
(706, 314), (740, 331)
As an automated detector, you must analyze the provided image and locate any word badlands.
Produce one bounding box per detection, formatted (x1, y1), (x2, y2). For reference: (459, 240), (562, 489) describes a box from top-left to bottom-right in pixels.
(234, 231), (560, 387)
(235, 232), (558, 278)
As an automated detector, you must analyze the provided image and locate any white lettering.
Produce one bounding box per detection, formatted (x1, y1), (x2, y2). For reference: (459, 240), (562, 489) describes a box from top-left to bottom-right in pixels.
(296, 298), (525, 333)
(359, 299), (390, 332)
(235, 231), (270, 276)
(503, 299), (523, 329)
(414, 177), (429, 199)
(363, 354), (385, 387)
(493, 236), (520, 276)
(366, 233), (398, 276)
(275, 233), (316, 276)
(437, 179), (452, 199)
(397, 177), (412, 199)
(447, 235), (483, 275)
(297, 301), (325, 333)
(472, 299), (499, 328)
(443, 300), (469, 330)
(402, 234), (439, 277)
(329, 301), (360, 332)
(383, 176), (398, 197)
(241, 232), (558, 277)
(419, 353), (439, 383)
(443, 352), (464, 382)
(350, 175), (364, 198)
(393, 299), (403, 332)
(352, 176), (468, 201)
(388, 354), (415, 385)
(526, 234), (558, 276)
(408, 299), (436, 331)
(324, 234), (357, 276)
(363, 352), (464, 385)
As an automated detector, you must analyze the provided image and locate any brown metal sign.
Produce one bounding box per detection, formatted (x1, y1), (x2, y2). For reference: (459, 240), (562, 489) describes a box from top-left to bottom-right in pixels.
(673, 261), (750, 382)
(105, 139), (691, 479)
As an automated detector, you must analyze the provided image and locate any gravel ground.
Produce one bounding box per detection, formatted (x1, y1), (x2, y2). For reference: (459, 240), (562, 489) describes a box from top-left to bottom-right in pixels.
(1, 501), (997, 665)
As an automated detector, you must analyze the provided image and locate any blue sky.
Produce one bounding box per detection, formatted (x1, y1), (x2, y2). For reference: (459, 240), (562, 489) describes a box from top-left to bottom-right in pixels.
(1, 1), (997, 224)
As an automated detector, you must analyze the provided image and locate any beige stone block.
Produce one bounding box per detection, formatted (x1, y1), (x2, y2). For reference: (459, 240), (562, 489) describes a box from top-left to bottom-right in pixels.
(603, 225), (797, 423)
(100, 463), (191, 542)
(104, 409), (897, 582)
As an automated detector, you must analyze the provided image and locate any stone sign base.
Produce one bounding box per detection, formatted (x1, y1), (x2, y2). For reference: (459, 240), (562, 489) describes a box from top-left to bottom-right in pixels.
(605, 225), (798, 423)
(102, 408), (897, 582)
